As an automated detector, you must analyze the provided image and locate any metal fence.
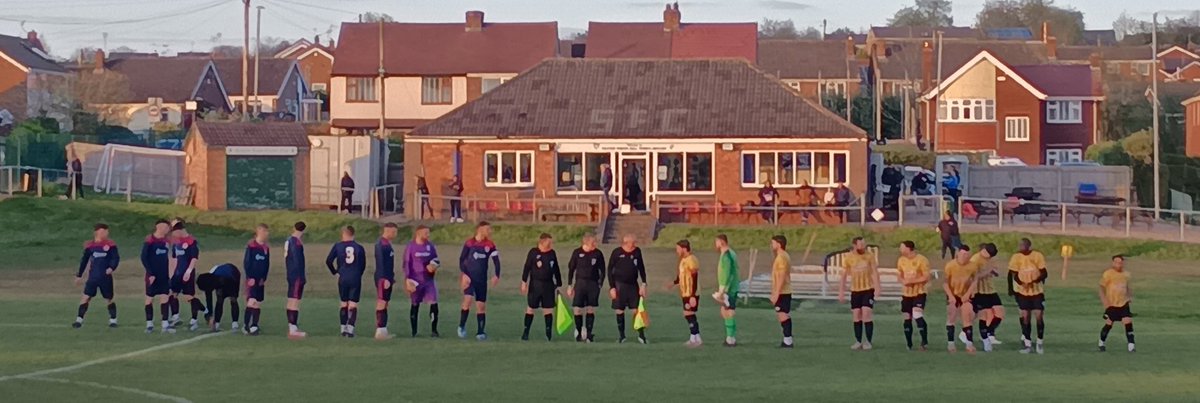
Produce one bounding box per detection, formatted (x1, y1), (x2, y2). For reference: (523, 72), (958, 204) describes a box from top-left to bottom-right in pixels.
(414, 193), (602, 224)
(0, 166), (74, 198)
(651, 194), (867, 227)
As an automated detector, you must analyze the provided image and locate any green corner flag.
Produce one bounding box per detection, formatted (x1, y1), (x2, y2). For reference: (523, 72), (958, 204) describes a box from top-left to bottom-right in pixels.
(633, 297), (650, 330)
(555, 294), (574, 335)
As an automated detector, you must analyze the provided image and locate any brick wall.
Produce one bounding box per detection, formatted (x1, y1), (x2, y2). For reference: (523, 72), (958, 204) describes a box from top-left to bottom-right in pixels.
(298, 53), (332, 89)
(1188, 101), (1200, 158)
(0, 60), (26, 96)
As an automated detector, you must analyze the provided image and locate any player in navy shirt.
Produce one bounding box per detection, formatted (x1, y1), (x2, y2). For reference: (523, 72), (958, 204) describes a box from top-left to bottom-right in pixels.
(140, 219), (172, 333)
(73, 223), (120, 328)
(457, 221), (501, 340)
(242, 224), (270, 336)
(169, 221), (207, 331)
(521, 233), (562, 341)
(198, 263), (241, 332)
(373, 223), (400, 340)
(284, 221), (307, 339)
(326, 225), (367, 338)
(403, 225), (441, 337)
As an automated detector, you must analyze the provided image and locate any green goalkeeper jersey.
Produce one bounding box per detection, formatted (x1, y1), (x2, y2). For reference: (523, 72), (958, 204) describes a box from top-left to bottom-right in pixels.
(718, 249), (739, 294)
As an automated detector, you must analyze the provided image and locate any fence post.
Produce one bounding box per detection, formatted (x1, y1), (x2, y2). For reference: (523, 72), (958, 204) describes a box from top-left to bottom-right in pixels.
(957, 196), (964, 219)
(859, 193), (866, 227)
(1125, 207), (1131, 237)
(773, 202), (779, 227)
(898, 195), (905, 227)
(126, 172), (133, 203)
(998, 199), (1003, 229)
(1060, 204), (1067, 233)
(1180, 212), (1186, 241)
(36, 168), (42, 198)
(7, 168), (12, 195)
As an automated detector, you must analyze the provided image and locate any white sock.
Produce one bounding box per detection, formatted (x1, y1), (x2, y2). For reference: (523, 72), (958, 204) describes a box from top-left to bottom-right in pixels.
(75, 317), (83, 323)
(1037, 338), (1044, 345)
(189, 318), (197, 324)
(1099, 340), (1106, 347)
(161, 320), (169, 329)
(289, 324), (299, 332)
(146, 320), (154, 327)
(784, 336), (794, 345)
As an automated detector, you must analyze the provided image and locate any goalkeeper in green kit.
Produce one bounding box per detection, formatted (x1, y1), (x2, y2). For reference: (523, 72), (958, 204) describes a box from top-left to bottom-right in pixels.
(712, 234), (739, 347)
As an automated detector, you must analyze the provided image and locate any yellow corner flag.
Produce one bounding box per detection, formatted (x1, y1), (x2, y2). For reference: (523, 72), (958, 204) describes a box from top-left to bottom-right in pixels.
(633, 297), (650, 330)
(555, 294), (574, 335)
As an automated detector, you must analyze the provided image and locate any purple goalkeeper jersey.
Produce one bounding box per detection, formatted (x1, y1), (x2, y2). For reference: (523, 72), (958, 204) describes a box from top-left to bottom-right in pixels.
(404, 240), (439, 286)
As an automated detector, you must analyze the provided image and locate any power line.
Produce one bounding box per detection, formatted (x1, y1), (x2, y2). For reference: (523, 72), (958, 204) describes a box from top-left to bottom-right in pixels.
(0, 0), (231, 27)
(275, 0), (359, 15)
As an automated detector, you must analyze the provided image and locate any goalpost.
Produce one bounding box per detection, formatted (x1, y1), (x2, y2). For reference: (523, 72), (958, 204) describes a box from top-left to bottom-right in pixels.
(92, 144), (185, 197)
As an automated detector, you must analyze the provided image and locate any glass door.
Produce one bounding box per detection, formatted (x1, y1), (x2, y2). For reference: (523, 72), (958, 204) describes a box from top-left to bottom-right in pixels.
(618, 153), (649, 212)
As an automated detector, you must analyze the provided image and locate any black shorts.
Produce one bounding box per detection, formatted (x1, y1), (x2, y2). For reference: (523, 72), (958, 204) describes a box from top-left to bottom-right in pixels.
(247, 281), (266, 302)
(973, 293), (1002, 312)
(376, 278), (394, 302)
(1104, 304), (1132, 322)
(773, 294), (792, 313)
(145, 273), (169, 297)
(679, 296), (699, 312)
(287, 278), (306, 300)
(611, 283), (639, 310)
(850, 290), (875, 309)
(170, 273), (195, 295)
(527, 284), (555, 309)
(1016, 294), (1045, 311)
(84, 277), (114, 299)
(572, 283), (600, 307)
(339, 281), (362, 303)
(900, 294), (927, 314)
(464, 276), (489, 303)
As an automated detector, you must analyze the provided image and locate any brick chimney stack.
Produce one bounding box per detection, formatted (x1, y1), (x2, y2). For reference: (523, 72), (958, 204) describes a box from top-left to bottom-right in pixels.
(26, 30), (44, 52)
(314, 34), (320, 44)
(466, 10), (484, 32)
(845, 36), (856, 58)
(922, 41), (934, 91)
(663, 2), (681, 32)
(93, 49), (105, 73)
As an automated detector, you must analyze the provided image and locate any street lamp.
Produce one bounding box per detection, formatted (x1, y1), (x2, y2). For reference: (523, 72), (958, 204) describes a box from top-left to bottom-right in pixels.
(1151, 13), (1161, 219)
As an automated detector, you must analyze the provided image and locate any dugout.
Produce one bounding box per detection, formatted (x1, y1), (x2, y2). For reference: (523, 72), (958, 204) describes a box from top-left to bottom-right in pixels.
(185, 121), (311, 211)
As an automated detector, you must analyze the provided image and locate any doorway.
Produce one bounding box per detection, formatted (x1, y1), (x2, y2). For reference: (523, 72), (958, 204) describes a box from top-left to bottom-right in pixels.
(619, 154), (648, 212)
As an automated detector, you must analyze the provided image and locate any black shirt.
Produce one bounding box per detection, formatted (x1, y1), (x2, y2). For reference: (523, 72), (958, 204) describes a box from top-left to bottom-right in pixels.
(521, 248), (562, 287)
(567, 247), (606, 286)
(607, 246), (647, 288)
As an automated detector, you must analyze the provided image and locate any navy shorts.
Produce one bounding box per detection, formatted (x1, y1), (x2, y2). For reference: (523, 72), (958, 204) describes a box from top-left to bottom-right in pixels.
(287, 278), (306, 300)
(145, 273), (169, 297)
(850, 290), (875, 309)
(247, 281), (266, 302)
(376, 278), (394, 302)
(572, 282), (600, 308)
(527, 284), (555, 309)
(339, 281), (362, 303)
(170, 273), (195, 295)
(901, 294), (926, 314)
(464, 276), (489, 303)
(84, 277), (114, 299)
(611, 283), (639, 310)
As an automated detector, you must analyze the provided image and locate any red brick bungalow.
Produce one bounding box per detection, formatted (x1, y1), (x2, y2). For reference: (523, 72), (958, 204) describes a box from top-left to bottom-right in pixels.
(405, 59), (867, 223)
(585, 3), (757, 61)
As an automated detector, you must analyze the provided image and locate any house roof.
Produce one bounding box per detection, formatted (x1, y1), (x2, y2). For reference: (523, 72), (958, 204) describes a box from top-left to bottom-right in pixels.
(1082, 30), (1118, 47)
(984, 28), (1034, 41)
(1011, 65), (1097, 97)
(105, 58), (221, 104)
(332, 21), (558, 76)
(869, 26), (977, 40)
(192, 121), (310, 147)
(877, 40), (1050, 80)
(585, 22), (757, 60)
(411, 58), (865, 139)
(0, 34), (65, 73)
(757, 39), (858, 79)
(274, 38), (335, 59)
(1058, 45), (1151, 61)
(212, 58), (300, 96)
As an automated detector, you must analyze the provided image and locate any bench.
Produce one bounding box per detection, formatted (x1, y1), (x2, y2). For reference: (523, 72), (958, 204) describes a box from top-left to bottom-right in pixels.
(537, 201), (595, 222)
(739, 247), (933, 302)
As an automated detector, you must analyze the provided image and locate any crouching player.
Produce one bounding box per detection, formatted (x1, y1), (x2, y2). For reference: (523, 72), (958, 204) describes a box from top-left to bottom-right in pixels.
(327, 226), (367, 338)
(971, 243), (1004, 351)
(73, 223), (120, 329)
(1098, 255), (1136, 353)
(198, 263), (241, 332)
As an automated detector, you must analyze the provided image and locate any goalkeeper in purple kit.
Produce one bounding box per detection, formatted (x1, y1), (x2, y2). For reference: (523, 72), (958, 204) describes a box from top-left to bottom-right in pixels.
(403, 225), (441, 337)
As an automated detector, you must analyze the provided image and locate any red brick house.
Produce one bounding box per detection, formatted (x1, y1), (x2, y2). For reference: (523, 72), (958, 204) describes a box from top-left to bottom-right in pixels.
(586, 3), (756, 61)
(212, 58), (317, 121)
(0, 31), (71, 132)
(185, 121), (311, 211)
(920, 51), (1103, 165)
(1183, 90), (1200, 158)
(274, 35), (335, 93)
(406, 59), (867, 223)
(92, 52), (232, 132)
(757, 38), (863, 102)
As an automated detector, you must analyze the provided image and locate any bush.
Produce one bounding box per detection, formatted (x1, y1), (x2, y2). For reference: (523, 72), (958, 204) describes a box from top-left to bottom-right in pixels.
(874, 143), (935, 169)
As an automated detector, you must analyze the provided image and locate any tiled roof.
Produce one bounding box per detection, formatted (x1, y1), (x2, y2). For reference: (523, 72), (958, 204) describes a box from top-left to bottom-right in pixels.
(105, 58), (216, 103)
(1058, 45), (1152, 61)
(585, 22), (757, 60)
(1081, 30), (1118, 47)
(332, 21), (558, 76)
(411, 59), (865, 139)
(870, 26), (977, 40)
(331, 118), (432, 129)
(757, 39), (858, 79)
(193, 121), (310, 147)
(212, 58), (298, 96)
(0, 34), (65, 73)
(878, 40), (1051, 80)
(1012, 65), (1097, 97)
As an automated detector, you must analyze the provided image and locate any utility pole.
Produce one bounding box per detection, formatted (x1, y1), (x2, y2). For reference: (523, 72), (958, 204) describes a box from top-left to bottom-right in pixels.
(377, 19), (386, 139)
(241, 0), (250, 121)
(254, 5), (264, 115)
(934, 30), (944, 152)
(874, 51), (882, 143)
(1152, 13), (1161, 219)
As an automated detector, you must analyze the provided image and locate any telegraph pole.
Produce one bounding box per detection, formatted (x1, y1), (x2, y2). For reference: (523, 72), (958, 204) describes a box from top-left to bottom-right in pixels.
(1151, 13), (1161, 219)
(241, 0), (250, 121)
(254, 5), (263, 112)
(378, 19), (386, 139)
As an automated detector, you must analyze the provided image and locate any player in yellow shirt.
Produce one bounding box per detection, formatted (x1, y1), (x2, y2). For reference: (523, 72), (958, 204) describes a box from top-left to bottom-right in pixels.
(969, 243), (1004, 352)
(895, 241), (931, 351)
(1007, 238), (1048, 354)
(1098, 255), (1135, 353)
(838, 237), (880, 350)
(668, 240), (702, 347)
(769, 235), (794, 348)
(943, 245), (979, 354)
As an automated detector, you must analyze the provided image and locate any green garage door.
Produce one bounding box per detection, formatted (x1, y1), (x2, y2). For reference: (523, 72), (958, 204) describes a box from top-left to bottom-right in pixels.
(226, 157), (294, 209)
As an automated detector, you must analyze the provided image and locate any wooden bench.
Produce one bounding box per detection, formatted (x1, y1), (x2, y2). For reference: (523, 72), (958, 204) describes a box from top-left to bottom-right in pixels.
(537, 200), (594, 222)
(739, 247), (933, 302)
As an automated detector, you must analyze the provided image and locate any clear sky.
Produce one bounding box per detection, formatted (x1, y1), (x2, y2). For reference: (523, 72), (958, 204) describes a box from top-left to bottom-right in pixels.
(1, 0), (1191, 58)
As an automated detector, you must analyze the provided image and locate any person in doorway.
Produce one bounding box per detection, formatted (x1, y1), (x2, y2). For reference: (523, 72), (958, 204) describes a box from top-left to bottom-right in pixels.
(937, 211), (961, 259)
(758, 180), (780, 224)
(448, 175), (464, 223)
(416, 176), (435, 220)
(340, 172), (355, 214)
(624, 165), (643, 211)
(600, 164), (616, 213)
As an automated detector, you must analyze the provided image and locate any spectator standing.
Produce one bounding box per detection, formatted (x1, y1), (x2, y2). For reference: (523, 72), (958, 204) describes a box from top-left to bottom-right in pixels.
(795, 180), (817, 224)
(448, 175), (464, 223)
(600, 163), (616, 213)
(340, 172), (355, 214)
(936, 211), (961, 259)
(834, 182), (852, 222)
(69, 157), (84, 199)
(757, 180), (780, 223)
(416, 176), (435, 220)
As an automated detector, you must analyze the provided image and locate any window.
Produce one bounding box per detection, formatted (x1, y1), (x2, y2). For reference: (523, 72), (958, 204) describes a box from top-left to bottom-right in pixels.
(1046, 148), (1082, 165)
(1104, 62), (1119, 75)
(655, 152), (712, 192)
(484, 151), (534, 187)
(556, 152), (611, 191)
(482, 77), (509, 94)
(819, 81), (846, 98)
(1005, 116), (1030, 142)
(1135, 62), (1151, 76)
(421, 77), (453, 104)
(345, 77), (376, 102)
(784, 80), (802, 92)
(938, 99), (995, 122)
(1046, 100), (1082, 124)
(312, 83), (327, 92)
(741, 151), (849, 187)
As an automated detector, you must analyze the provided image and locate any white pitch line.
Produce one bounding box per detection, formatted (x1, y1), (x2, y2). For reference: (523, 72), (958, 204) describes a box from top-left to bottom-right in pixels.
(24, 376), (192, 403)
(0, 323), (63, 328)
(0, 332), (225, 382)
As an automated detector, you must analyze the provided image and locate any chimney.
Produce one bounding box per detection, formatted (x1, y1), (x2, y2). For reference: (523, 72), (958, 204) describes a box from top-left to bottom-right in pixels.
(466, 10), (484, 32)
(922, 41), (934, 91)
(1088, 52), (1103, 95)
(663, 3), (681, 32)
(25, 30), (44, 51)
(845, 36), (856, 58)
(314, 34), (320, 44)
(1046, 36), (1058, 59)
(1041, 21), (1050, 42)
(93, 49), (106, 73)
(328, 37), (335, 48)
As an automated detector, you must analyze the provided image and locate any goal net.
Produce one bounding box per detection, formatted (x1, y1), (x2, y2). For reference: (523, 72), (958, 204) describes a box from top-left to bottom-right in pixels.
(90, 144), (185, 197)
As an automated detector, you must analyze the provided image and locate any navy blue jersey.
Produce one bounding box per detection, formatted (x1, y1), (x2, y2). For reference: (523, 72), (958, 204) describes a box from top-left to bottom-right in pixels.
(326, 241), (367, 283)
(172, 236), (200, 275)
(374, 238), (396, 281)
(210, 263), (240, 280)
(284, 236), (305, 281)
(140, 235), (171, 278)
(459, 238), (501, 279)
(243, 240), (270, 281)
(78, 240), (120, 280)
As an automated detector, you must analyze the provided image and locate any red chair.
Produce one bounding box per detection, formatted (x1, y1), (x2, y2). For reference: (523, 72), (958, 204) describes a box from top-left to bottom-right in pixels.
(509, 201), (523, 214)
(685, 201), (702, 224)
(521, 201), (536, 213)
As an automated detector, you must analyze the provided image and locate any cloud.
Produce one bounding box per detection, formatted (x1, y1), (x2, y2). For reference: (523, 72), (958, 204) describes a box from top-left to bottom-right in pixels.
(758, 0), (811, 10)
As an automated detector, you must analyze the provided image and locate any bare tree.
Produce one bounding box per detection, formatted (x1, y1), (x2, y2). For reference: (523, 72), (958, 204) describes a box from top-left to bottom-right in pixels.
(889, 0), (953, 28)
(361, 12), (394, 23)
(55, 70), (134, 124)
(760, 18), (800, 39)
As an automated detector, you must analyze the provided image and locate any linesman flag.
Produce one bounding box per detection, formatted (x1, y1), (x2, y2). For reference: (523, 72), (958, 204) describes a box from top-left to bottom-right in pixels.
(555, 294), (574, 335)
(633, 297), (650, 330)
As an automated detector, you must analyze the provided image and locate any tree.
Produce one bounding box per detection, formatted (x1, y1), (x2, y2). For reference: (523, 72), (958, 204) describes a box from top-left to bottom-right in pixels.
(256, 37), (292, 57)
(361, 12), (394, 23)
(759, 18), (799, 39)
(827, 27), (860, 39)
(571, 31), (588, 41)
(64, 70), (133, 124)
(1112, 11), (1149, 42)
(889, 0), (953, 28)
(798, 26), (822, 39)
(975, 0), (1085, 44)
(210, 45), (242, 58)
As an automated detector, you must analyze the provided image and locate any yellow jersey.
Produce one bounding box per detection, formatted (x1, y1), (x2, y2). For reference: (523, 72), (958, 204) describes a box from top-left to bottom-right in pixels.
(896, 254), (931, 297)
(841, 250), (878, 292)
(677, 254), (700, 297)
(970, 252), (997, 295)
(772, 251), (792, 295)
(1008, 251), (1047, 296)
(944, 259), (978, 297)
(1099, 268), (1131, 308)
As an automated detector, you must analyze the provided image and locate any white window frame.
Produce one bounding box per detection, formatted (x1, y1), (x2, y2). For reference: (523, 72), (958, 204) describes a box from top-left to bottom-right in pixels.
(783, 80), (802, 92)
(819, 80), (846, 98)
(481, 77), (510, 94)
(555, 151), (613, 194)
(740, 150), (850, 188)
(311, 83), (327, 92)
(1135, 62), (1151, 76)
(1046, 148), (1082, 165)
(937, 98), (996, 122)
(484, 151), (535, 188)
(345, 77), (376, 102)
(1046, 100), (1082, 124)
(421, 76), (453, 105)
(1005, 116), (1030, 142)
(652, 151), (714, 195)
